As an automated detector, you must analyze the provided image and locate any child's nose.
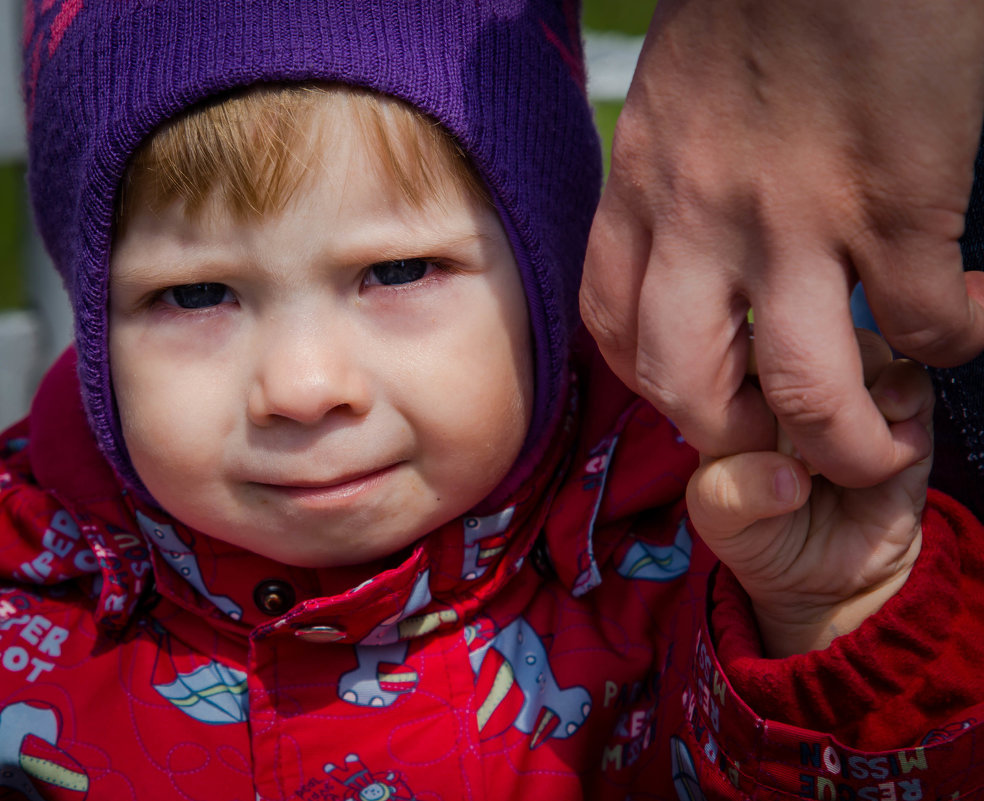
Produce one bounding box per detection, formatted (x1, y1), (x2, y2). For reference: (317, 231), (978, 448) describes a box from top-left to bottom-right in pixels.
(246, 324), (372, 426)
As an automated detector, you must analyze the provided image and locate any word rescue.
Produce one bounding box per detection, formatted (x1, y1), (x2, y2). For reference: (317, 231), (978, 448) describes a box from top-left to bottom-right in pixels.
(799, 743), (929, 801)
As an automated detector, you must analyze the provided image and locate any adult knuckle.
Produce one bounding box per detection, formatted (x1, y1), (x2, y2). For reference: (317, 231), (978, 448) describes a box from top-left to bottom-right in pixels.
(634, 349), (688, 411)
(579, 287), (631, 354)
(762, 375), (839, 431)
(880, 318), (971, 365)
(608, 104), (657, 173)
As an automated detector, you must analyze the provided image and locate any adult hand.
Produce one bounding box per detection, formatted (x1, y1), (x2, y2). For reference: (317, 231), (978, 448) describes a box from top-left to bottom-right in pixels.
(581, 0), (984, 486)
(686, 334), (933, 657)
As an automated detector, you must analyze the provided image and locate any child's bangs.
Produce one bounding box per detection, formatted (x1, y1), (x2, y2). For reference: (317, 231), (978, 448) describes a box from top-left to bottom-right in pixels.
(117, 84), (489, 229)
(345, 90), (491, 209)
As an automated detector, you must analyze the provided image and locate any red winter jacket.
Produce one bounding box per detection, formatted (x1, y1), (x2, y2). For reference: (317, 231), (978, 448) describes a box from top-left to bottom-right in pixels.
(2, 349), (984, 801)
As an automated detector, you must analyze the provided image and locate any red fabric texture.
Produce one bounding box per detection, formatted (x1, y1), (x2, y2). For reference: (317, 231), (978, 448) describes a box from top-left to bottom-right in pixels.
(712, 488), (984, 751)
(2, 349), (984, 800)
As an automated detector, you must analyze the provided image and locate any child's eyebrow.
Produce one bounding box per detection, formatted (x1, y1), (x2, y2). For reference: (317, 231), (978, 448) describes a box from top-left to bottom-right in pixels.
(360, 230), (498, 261)
(110, 254), (221, 287)
(110, 230), (502, 286)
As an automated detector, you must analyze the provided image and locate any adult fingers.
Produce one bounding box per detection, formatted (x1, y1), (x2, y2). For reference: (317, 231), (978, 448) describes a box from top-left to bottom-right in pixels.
(631, 244), (777, 456)
(584, 149), (781, 456)
(580, 189), (650, 389)
(772, 329), (893, 472)
(753, 263), (928, 487)
(858, 237), (984, 367)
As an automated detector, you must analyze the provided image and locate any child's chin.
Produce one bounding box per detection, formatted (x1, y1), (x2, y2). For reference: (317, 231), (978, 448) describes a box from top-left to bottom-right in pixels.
(266, 540), (421, 572)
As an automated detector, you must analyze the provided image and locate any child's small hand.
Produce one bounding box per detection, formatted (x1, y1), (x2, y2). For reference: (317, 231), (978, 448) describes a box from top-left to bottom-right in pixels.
(686, 331), (934, 657)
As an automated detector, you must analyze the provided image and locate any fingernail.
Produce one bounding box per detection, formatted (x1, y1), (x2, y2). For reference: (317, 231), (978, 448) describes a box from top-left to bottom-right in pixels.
(774, 466), (800, 504)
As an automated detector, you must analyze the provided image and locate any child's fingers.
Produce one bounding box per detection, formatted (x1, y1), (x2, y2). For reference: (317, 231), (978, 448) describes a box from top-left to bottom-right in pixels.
(749, 329), (928, 482)
(868, 359), (934, 424)
(856, 328), (894, 387)
(686, 451), (811, 542)
(867, 358), (935, 470)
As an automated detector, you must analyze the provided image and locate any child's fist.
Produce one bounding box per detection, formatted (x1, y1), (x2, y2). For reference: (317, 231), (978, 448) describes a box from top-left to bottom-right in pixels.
(686, 331), (933, 657)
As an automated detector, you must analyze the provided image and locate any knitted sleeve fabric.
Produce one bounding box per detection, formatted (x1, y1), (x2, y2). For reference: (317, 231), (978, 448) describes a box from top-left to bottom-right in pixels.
(711, 489), (984, 751)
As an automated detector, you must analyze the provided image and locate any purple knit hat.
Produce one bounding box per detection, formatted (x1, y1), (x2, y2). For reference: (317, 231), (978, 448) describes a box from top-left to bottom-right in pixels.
(22, 0), (602, 496)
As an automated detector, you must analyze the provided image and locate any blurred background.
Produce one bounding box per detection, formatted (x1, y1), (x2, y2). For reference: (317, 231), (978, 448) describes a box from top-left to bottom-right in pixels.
(0, 1), (657, 429)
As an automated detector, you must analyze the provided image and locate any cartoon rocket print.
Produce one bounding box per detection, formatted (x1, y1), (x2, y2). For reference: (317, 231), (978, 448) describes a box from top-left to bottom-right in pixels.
(339, 571), (450, 708)
(0, 701), (89, 800)
(670, 736), (708, 801)
(338, 642), (417, 708)
(460, 508), (515, 580)
(466, 617), (591, 748)
(616, 519), (693, 583)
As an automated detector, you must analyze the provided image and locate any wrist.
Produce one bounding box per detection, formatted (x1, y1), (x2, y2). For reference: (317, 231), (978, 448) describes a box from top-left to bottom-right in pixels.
(751, 536), (921, 658)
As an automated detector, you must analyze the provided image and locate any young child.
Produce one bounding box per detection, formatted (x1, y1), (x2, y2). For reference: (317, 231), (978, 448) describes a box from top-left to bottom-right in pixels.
(4, 1), (984, 799)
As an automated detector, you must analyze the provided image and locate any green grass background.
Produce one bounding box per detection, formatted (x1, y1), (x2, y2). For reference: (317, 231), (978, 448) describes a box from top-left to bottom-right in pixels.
(583, 1), (655, 35)
(0, 164), (25, 310)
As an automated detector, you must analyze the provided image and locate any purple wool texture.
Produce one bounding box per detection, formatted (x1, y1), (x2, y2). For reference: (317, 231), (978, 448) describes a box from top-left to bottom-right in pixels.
(22, 0), (602, 500)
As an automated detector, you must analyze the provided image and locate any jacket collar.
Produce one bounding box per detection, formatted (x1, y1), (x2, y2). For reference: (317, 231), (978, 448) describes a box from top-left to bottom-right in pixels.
(5, 348), (575, 640)
(4, 345), (697, 642)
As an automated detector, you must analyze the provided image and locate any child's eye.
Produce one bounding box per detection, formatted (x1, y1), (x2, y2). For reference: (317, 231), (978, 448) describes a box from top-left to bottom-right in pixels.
(364, 259), (435, 287)
(160, 283), (234, 309)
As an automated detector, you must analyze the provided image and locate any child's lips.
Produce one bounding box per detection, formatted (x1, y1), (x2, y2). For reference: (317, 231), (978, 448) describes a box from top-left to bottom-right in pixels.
(252, 463), (403, 506)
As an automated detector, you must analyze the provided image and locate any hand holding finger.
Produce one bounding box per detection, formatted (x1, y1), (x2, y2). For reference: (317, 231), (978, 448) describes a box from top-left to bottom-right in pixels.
(691, 342), (933, 656)
(581, 0), (984, 489)
(686, 451), (811, 570)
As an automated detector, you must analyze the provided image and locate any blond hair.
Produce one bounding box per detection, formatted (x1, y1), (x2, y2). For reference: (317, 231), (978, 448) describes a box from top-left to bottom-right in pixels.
(117, 83), (489, 229)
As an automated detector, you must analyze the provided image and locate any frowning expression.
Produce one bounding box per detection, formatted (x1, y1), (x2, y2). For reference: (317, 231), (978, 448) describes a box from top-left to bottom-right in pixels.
(109, 103), (532, 567)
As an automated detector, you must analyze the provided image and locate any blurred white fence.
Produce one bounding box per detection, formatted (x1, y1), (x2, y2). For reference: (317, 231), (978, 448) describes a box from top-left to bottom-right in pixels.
(1, 3), (73, 430)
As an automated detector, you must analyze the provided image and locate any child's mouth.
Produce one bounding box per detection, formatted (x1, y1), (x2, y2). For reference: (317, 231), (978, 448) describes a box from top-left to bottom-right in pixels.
(252, 463), (403, 507)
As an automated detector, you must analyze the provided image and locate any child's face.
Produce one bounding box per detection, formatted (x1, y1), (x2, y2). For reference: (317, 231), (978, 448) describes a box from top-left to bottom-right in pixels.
(109, 108), (533, 568)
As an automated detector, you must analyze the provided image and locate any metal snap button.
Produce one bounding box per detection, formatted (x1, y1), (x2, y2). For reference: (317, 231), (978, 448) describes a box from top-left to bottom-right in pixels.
(253, 580), (297, 616)
(294, 625), (346, 643)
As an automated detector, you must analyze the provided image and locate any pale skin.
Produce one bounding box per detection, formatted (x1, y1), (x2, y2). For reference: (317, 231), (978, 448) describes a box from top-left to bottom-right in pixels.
(687, 331), (933, 657)
(110, 89), (932, 656)
(110, 100), (533, 571)
(581, 0), (984, 488)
